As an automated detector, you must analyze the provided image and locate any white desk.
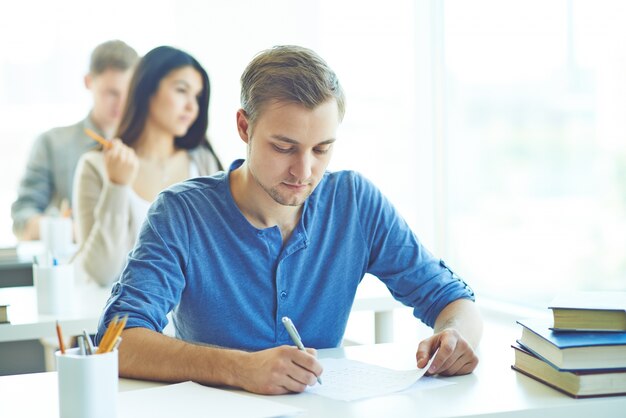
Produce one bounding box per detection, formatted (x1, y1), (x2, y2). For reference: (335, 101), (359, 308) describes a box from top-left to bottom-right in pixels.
(0, 284), (111, 343)
(1, 341), (625, 418)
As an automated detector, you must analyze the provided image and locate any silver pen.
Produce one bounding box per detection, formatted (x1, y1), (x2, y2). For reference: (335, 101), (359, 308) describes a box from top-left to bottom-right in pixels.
(77, 335), (86, 356)
(82, 330), (95, 355)
(281, 316), (322, 385)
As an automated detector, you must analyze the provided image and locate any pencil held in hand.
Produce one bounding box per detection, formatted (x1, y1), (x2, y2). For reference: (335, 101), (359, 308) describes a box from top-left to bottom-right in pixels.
(84, 128), (112, 150)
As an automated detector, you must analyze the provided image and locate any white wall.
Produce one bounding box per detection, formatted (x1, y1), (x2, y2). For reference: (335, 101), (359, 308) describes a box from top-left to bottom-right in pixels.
(0, 0), (424, 249)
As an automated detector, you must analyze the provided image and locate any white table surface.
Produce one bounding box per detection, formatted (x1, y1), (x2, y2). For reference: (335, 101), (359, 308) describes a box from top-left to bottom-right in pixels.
(1, 339), (625, 418)
(0, 284), (111, 343)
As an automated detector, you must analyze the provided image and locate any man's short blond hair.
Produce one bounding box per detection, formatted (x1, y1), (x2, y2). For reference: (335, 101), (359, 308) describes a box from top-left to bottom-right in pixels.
(240, 45), (346, 126)
(89, 40), (138, 75)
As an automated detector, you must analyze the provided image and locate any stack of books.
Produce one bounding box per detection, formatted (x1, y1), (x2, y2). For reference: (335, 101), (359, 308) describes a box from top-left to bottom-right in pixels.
(512, 291), (626, 398)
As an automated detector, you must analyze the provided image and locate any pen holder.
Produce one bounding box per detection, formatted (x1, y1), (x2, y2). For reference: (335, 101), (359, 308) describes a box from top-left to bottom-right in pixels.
(33, 263), (74, 315)
(56, 348), (118, 418)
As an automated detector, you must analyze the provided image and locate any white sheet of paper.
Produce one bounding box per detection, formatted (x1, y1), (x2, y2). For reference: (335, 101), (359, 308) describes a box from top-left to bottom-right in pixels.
(307, 355), (436, 401)
(118, 381), (303, 418)
(401, 375), (456, 392)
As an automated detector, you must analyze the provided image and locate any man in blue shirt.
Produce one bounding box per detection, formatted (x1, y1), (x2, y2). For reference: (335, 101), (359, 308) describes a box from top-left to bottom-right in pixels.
(97, 45), (482, 395)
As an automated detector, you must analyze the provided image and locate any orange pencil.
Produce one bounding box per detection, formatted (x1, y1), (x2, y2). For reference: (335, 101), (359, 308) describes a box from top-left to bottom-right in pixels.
(84, 128), (112, 150)
(56, 320), (66, 355)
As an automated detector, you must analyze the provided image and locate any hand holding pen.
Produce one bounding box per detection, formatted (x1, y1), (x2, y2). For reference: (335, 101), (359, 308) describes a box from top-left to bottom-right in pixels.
(282, 316), (322, 384)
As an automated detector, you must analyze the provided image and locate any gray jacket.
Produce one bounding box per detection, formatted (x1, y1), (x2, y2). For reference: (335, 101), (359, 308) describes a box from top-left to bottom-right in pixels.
(11, 114), (100, 235)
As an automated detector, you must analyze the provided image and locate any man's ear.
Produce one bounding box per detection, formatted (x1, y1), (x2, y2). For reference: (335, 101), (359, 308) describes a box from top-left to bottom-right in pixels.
(84, 73), (92, 90)
(236, 109), (251, 144)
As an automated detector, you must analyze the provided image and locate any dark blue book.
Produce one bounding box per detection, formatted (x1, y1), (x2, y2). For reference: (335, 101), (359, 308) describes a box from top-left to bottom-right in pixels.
(516, 318), (626, 371)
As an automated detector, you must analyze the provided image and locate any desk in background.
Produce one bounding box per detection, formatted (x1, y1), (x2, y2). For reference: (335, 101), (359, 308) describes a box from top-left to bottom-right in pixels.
(0, 284), (111, 374)
(0, 241), (63, 288)
(0, 258), (32, 288)
(1, 341), (625, 418)
(0, 285), (111, 343)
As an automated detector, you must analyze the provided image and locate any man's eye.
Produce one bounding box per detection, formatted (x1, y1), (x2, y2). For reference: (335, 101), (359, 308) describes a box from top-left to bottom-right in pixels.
(314, 147), (330, 155)
(273, 145), (292, 153)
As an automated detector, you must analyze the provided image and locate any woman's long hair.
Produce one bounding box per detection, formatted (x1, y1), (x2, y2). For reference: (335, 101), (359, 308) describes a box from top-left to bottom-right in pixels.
(116, 46), (217, 159)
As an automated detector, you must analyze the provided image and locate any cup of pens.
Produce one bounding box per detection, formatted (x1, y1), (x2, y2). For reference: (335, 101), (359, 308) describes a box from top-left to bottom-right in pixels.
(56, 347), (118, 418)
(56, 317), (126, 418)
(33, 260), (74, 315)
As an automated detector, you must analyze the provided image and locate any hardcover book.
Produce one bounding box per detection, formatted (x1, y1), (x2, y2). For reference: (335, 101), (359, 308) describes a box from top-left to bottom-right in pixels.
(549, 291), (626, 332)
(516, 318), (626, 370)
(511, 343), (626, 398)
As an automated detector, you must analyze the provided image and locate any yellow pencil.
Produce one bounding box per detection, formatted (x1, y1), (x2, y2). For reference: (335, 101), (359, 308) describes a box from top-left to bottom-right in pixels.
(84, 128), (112, 150)
(101, 315), (128, 353)
(96, 315), (118, 354)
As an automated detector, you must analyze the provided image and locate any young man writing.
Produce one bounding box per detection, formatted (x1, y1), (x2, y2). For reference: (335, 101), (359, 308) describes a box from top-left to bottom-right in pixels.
(97, 45), (482, 395)
(11, 40), (138, 240)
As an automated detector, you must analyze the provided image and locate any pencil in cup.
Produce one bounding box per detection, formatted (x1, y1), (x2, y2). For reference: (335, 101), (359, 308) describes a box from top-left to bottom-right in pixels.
(56, 320), (66, 354)
(84, 128), (112, 150)
(96, 314), (128, 354)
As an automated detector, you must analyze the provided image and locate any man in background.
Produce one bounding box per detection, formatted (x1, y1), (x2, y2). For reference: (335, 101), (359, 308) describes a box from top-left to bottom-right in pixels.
(11, 40), (138, 240)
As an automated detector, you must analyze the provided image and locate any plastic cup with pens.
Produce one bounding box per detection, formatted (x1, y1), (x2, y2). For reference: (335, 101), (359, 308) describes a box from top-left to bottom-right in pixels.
(55, 316), (127, 418)
(33, 256), (75, 315)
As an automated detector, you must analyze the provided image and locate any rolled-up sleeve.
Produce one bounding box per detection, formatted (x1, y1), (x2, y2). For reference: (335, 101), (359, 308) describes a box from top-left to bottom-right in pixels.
(355, 174), (475, 328)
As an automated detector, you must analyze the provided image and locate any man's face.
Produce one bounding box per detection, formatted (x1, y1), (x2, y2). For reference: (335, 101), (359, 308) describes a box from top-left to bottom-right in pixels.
(85, 68), (133, 130)
(241, 99), (340, 207)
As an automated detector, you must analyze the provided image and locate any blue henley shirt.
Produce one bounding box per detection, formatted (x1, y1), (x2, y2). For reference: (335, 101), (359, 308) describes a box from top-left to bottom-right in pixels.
(96, 160), (474, 350)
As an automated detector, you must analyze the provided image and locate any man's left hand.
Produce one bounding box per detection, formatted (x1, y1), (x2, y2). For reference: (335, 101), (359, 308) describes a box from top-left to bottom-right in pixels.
(416, 328), (478, 376)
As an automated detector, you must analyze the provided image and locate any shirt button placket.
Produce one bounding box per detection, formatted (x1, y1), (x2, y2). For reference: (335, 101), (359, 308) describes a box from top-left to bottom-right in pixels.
(275, 262), (288, 342)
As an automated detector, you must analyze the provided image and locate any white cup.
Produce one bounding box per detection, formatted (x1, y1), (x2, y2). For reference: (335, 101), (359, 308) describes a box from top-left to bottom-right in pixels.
(40, 216), (73, 258)
(56, 348), (118, 418)
(33, 263), (74, 315)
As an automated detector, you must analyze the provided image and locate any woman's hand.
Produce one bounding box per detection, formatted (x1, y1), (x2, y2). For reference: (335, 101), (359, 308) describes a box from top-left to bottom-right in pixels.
(104, 139), (139, 186)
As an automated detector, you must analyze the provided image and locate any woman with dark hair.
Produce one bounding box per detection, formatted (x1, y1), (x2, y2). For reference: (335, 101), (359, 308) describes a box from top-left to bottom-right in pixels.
(73, 46), (222, 287)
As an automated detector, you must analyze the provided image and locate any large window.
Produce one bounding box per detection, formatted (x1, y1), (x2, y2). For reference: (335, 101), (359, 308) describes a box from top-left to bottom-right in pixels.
(443, 0), (626, 307)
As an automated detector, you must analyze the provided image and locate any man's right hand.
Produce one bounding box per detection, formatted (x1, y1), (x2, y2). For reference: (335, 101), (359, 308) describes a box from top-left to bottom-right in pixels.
(236, 345), (323, 395)
(104, 139), (139, 186)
